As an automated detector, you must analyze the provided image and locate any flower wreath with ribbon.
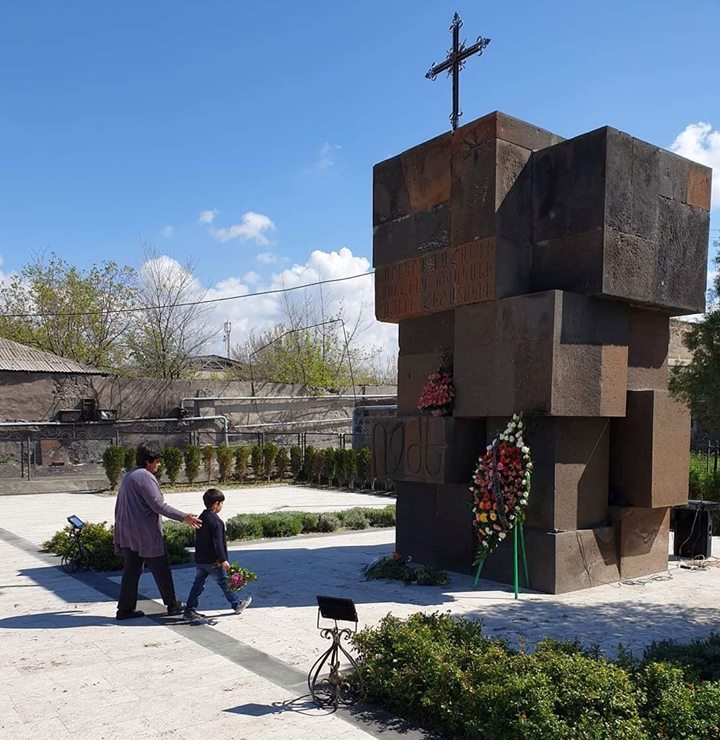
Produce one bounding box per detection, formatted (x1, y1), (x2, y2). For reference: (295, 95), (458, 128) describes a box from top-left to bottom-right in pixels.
(470, 414), (532, 565)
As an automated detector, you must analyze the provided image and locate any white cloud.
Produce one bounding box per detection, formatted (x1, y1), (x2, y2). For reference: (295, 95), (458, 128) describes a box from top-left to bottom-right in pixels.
(0, 254), (12, 287)
(314, 141), (342, 170)
(210, 211), (275, 245)
(160, 225), (174, 238)
(242, 271), (261, 284)
(670, 122), (720, 209)
(256, 252), (279, 265)
(198, 209), (219, 225)
(202, 246), (397, 365)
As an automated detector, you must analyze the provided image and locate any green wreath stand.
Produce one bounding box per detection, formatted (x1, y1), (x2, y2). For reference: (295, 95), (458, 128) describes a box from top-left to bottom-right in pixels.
(472, 519), (529, 599)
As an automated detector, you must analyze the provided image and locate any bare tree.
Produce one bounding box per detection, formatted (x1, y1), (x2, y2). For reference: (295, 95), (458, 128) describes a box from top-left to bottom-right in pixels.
(126, 247), (217, 379)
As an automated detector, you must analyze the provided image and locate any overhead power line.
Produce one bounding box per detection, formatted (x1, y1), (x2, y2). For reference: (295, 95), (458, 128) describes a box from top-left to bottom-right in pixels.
(1, 271), (375, 320)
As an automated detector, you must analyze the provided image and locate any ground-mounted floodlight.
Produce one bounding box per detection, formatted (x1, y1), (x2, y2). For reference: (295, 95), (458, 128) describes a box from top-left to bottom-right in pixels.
(307, 595), (363, 709)
(61, 515), (91, 573)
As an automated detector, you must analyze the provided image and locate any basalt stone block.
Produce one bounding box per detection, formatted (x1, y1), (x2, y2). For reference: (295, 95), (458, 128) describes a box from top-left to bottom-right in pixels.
(610, 506), (670, 579)
(398, 310), (455, 354)
(371, 417), (404, 483)
(531, 127), (711, 314)
(397, 351), (445, 413)
(485, 416), (610, 532)
(373, 131), (451, 226)
(375, 239), (496, 323)
(627, 308), (669, 391)
(395, 481), (476, 573)
(478, 526), (619, 594)
(373, 204), (451, 268)
(610, 390), (691, 508)
(451, 110), (563, 155)
(454, 290), (629, 418)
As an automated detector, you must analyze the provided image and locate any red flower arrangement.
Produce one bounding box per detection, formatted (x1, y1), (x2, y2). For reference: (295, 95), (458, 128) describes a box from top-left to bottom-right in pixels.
(227, 563), (258, 593)
(417, 368), (454, 416)
(470, 414), (532, 564)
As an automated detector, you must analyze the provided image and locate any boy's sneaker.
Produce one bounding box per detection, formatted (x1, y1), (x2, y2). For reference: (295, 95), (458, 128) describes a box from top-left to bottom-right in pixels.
(233, 596), (252, 615)
(183, 609), (206, 620)
(166, 601), (185, 616)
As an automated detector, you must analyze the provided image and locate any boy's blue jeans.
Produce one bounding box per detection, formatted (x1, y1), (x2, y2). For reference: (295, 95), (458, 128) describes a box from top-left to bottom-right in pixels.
(186, 563), (241, 611)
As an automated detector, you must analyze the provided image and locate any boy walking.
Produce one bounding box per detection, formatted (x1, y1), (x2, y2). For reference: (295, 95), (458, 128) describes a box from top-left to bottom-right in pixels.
(184, 488), (252, 620)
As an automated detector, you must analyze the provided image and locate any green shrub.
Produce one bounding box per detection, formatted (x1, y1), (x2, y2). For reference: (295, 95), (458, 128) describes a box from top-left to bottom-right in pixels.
(275, 447), (289, 479)
(152, 460), (164, 482)
(316, 513), (341, 532)
(356, 447), (372, 488)
(324, 447), (338, 485)
(258, 512), (303, 538)
(312, 449), (326, 485)
(340, 448), (358, 488)
(362, 554), (448, 586)
(642, 632), (720, 681)
(301, 445), (316, 481)
(262, 442), (277, 480)
(289, 445), (302, 477)
(298, 511), (320, 532)
(101, 444), (125, 489)
(226, 514), (263, 541)
(163, 520), (195, 548)
(234, 445), (249, 481)
(365, 505), (396, 528)
(216, 445), (234, 482)
(124, 446), (136, 473)
(163, 447), (183, 485)
(250, 444), (263, 478)
(43, 521), (124, 571)
(338, 507), (369, 530)
(202, 445), (214, 482)
(184, 444), (200, 484)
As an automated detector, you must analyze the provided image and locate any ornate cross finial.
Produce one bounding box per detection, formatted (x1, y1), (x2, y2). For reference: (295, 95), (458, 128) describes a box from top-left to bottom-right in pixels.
(425, 12), (491, 131)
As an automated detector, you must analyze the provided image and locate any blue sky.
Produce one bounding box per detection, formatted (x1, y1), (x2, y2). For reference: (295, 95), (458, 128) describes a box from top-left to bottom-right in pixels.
(1, 0), (718, 357)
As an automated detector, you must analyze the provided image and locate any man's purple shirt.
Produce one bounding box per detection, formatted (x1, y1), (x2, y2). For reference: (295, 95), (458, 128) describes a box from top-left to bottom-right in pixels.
(113, 467), (186, 558)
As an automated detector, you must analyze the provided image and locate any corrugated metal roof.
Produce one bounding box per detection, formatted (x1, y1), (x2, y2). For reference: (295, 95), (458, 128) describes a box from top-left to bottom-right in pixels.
(0, 338), (105, 375)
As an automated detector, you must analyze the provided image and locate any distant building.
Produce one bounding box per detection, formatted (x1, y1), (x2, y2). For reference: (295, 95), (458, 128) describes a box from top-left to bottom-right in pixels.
(669, 318), (694, 368)
(187, 354), (247, 380)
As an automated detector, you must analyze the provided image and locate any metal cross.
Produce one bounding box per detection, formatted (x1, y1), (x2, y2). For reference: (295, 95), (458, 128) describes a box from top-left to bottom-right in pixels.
(425, 13), (491, 131)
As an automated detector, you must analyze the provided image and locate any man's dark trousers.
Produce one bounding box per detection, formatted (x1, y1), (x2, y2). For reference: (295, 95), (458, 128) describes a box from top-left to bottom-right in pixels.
(117, 547), (177, 611)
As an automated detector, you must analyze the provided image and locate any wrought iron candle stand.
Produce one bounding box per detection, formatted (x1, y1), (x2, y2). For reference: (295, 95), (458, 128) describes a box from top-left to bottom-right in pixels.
(308, 595), (363, 709)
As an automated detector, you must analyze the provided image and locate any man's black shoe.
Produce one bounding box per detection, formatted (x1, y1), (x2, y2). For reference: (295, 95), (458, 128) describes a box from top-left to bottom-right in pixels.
(166, 601), (185, 616)
(116, 610), (145, 621)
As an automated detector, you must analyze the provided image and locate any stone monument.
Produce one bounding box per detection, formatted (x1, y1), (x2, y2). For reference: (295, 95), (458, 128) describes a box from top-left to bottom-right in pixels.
(372, 111), (712, 593)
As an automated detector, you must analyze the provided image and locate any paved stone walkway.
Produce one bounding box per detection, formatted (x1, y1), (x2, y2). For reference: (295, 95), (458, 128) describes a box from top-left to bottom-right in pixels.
(1, 484), (720, 739)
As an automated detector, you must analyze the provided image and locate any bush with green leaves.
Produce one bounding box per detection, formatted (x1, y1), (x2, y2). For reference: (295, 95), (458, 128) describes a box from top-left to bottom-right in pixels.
(184, 444), (200, 484)
(323, 447), (338, 485)
(202, 445), (214, 482)
(257, 512), (303, 538)
(250, 444), (263, 478)
(275, 447), (289, 479)
(163, 446), (183, 485)
(302, 445), (316, 481)
(299, 511), (320, 532)
(364, 505), (396, 528)
(337, 507), (370, 530)
(642, 632), (720, 682)
(163, 520), (195, 548)
(234, 445), (249, 481)
(102, 444), (126, 489)
(356, 447), (372, 488)
(216, 445), (234, 482)
(312, 448), (326, 485)
(262, 442), (277, 480)
(43, 520), (191, 571)
(124, 446), (136, 472)
(316, 513), (341, 532)
(226, 514), (263, 541)
(289, 445), (302, 477)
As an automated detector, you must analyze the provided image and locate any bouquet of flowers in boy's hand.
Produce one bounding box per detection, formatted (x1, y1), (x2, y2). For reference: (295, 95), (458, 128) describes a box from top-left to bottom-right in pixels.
(227, 563), (258, 592)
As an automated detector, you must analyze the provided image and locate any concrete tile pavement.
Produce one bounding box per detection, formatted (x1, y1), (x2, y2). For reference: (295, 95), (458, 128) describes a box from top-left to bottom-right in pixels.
(2, 484), (720, 739)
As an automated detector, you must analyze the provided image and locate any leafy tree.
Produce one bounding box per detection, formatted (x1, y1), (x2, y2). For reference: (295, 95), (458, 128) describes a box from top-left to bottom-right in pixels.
(275, 448), (289, 479)
(102, 444), (125, 489)
(262, 442), (277, 481)
(216, 445), (234, 482)
(289, 445), (302, 477)
(0, 251), (136, 369)
(670, 251), (720, 434)
(301, 445), (316, 481)
(184, 445), (200, 484)
(234, 446), (249, 481)
(250, 444), (263, 479)
(202, 445), (214, 483)
(124, 446), (137, 472)
(163, 447), (183, 485)
(356, 447), (372, 489)
(126, 248), (216, 379)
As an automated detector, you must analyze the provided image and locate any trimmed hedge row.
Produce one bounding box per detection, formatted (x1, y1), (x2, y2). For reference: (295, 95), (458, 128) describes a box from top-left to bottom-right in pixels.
(352, 612), (720, 740)
(43, 505), (396, 571)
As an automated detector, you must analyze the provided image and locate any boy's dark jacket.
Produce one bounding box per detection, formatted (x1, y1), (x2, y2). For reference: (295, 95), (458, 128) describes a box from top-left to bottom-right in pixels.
(194, 509), (229, 564)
